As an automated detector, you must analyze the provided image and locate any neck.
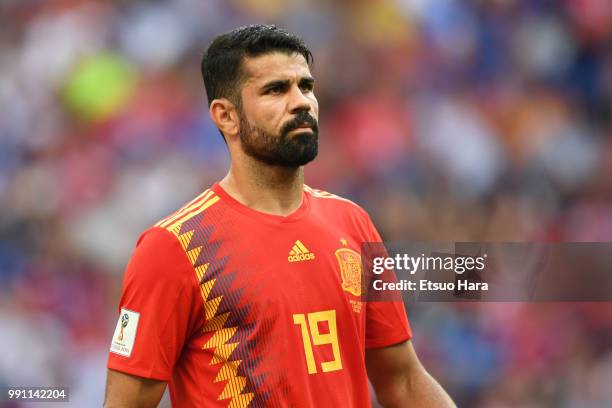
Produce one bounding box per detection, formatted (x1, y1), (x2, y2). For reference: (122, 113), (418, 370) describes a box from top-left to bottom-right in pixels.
(220, 153), (305, 216)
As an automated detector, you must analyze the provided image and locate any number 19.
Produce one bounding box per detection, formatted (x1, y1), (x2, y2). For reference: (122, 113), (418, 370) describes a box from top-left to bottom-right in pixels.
(293, 309), (343, 374)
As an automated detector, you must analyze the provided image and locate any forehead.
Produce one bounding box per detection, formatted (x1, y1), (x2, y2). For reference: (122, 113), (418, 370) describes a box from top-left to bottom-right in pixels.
(242, 52), (312, 85)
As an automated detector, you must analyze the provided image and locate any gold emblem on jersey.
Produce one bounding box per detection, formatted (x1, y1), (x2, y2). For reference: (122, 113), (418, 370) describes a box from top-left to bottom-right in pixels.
(288, 240), (316, 262)
(335, 248), (362, 296)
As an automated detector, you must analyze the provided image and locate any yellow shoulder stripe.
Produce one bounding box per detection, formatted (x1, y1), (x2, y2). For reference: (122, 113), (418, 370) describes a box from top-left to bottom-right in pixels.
(155, 189), (214, 228)
(303, 185), (359, 207)
(164, 195), (220, 233)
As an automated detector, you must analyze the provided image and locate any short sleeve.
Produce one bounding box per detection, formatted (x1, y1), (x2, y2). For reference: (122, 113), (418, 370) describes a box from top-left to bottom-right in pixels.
(362, 214), (412, 349)
(107, 227), (202, 380)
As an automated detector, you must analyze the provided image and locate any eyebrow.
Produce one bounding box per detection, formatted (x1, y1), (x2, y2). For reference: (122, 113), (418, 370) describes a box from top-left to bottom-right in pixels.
(260, 76), (315, 92)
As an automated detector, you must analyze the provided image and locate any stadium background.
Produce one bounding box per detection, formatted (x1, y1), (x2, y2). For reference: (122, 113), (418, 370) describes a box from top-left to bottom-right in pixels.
(1, 0), (611, 406)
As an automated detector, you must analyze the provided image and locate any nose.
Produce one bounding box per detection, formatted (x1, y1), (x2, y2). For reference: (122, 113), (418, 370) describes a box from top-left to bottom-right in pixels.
(288, 85), (312, 115)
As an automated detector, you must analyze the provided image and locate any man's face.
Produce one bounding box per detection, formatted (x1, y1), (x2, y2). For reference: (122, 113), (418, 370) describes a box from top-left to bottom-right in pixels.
(237, 52), (319, 167)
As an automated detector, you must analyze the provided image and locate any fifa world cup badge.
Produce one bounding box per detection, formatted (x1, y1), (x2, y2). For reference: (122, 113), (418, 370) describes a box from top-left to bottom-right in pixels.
(110, 308), (140, 357)
(118, 313), (129, 341)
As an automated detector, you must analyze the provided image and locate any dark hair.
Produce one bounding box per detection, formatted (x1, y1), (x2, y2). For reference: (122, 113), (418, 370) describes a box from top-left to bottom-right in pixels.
(201, 24), (313, 106)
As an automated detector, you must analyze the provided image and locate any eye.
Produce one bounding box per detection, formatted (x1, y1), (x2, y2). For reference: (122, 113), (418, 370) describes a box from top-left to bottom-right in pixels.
(264, 84), (285, 95)
(268, 86), (283, 95)
(300, 82), (314, 92)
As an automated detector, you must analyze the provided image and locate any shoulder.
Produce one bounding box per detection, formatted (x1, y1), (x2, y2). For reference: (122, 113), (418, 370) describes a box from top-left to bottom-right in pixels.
(304, 184), (375, 230)
(130, 187), (222, 268)
(151, 187), (222, 235)
(121, 226), (193, 294)
(304, 185), (382, 241)
(305, 185), (368, 216)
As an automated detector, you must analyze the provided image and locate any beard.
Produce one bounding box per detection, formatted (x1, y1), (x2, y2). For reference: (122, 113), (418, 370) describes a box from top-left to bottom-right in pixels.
(238, 110), (319, 167)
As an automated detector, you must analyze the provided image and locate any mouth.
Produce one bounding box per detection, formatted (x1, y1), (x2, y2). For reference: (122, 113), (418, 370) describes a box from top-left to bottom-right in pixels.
(296, 121), (315, 129)
(282, 116), (318, 135)
(290, 125), (313, 132)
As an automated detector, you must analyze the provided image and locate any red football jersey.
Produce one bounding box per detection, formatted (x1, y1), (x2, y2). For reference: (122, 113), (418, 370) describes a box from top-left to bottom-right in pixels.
(107, 183), (411, 407)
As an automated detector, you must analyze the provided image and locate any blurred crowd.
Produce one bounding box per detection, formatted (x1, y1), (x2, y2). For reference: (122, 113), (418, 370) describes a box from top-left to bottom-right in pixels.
(1, 0), (611, 406)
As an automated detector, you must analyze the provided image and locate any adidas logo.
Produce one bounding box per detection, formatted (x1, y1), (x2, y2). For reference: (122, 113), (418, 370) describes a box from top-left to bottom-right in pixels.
(288, 240), (316, 262)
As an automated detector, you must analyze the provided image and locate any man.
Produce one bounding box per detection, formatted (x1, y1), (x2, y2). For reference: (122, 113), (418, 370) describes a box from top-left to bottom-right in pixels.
(105, 25), (455, 407)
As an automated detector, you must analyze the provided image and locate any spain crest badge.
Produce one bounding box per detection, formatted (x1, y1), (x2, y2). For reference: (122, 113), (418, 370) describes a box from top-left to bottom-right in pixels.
(335, 248), (362, 296)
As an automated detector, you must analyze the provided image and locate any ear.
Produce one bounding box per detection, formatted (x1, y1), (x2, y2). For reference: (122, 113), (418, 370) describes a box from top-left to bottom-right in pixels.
(209, 98), (239, 139)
